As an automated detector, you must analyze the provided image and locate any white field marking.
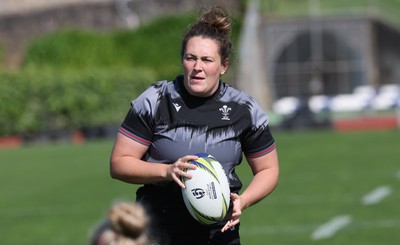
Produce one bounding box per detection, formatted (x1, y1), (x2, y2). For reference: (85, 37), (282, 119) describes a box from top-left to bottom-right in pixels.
(311, 215), (352, 240)
(396, 170), (400, 180)
(241, 218), (400, 236)
(361, 185), (393, 205)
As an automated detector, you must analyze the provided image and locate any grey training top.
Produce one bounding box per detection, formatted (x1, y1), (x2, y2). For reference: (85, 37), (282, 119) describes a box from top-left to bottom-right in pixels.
(119, 75), (276, 193)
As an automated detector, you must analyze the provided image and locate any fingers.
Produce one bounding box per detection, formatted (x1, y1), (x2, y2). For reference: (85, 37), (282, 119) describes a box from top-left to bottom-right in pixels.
(230, 193), (242, 215)
(169, 155), (198, 188)
(221, 193), (242, 233)
(173, 174), (186, 189)
(176, 155), (198, 176)
(221, 219), (240, 233)
(180, 155), (199, 169)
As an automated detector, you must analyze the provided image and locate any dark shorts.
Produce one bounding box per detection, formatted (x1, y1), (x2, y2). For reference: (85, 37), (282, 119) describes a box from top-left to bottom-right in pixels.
(136, 184), (241, 245)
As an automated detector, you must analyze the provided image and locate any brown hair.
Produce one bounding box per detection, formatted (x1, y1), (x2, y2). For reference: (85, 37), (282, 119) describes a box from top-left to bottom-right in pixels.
(181, 6), (233, 64)
(90, 202), (149, 245)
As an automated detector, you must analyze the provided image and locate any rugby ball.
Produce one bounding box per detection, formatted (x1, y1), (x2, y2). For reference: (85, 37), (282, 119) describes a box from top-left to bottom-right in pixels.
(181, 153), (230, 225)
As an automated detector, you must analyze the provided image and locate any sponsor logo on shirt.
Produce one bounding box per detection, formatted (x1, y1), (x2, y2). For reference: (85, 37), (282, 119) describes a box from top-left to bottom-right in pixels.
(173, 102), (182, 112)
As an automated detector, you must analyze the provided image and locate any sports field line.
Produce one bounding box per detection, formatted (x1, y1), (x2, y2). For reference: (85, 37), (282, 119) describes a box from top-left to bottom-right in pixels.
(241, 218), (400, 236)
(311, 215), (352, 240)
(361, 185), (392, 205)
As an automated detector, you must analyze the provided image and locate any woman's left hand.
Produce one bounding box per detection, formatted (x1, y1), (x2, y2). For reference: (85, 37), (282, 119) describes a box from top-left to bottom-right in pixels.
(221, 193), (242, 233)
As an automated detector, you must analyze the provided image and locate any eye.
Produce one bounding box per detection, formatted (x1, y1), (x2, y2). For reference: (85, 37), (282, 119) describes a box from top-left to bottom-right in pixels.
(185, 55), (197, 61)
(202, 57), (213, 63)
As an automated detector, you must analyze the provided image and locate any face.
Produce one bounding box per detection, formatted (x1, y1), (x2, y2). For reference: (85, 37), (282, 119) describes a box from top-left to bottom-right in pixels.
(182, 36), (228, 97)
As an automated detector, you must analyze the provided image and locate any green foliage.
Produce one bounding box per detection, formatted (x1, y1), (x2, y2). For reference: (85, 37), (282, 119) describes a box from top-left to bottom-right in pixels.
(23, 30), (115, 69)
(0, 73), (29, 135)
(8, 13), (242, 137)
(23, 14), (193, 81)
(0, 67), (155, 136)
(23, 13), (242, 81)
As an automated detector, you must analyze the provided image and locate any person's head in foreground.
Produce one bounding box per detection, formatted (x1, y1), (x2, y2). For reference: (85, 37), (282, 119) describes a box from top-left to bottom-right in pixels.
(90, 202), (149, 245)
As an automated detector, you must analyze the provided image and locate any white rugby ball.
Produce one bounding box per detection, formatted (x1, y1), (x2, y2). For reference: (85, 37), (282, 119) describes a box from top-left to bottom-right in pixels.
(181, 153), (230, 225)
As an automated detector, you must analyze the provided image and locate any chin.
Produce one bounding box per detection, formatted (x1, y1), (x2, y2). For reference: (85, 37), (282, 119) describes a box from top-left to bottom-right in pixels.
(191, 90), (211, 98)
(186, 85), (202, 94)
(184, 81), (208, 97)
(189, 90), (206, 97)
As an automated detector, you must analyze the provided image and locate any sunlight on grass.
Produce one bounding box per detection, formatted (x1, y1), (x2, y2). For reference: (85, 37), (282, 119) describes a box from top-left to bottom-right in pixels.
(1, 130), (400, 244)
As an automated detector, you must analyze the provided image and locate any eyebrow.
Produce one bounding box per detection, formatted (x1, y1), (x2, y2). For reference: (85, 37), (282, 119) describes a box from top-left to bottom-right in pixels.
(185, 53), (215, 60)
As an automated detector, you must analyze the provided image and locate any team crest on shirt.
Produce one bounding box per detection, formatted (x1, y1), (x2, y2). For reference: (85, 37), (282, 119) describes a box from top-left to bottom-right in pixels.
(219, 105), (231, 120)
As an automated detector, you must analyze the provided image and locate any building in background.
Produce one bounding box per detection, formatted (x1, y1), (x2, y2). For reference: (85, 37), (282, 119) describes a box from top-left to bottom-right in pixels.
(263, 16), (400, 102)
(237, 1), (400, 130)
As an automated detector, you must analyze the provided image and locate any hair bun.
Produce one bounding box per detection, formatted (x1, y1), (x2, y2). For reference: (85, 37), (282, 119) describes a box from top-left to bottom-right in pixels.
(108, 202), (148, 238)
(199, 7), (231, 34)
(181, 6), (233, 63)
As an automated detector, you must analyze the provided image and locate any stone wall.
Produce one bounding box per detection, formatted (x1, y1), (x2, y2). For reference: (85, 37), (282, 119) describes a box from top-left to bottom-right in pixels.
(0, 0), (242, 69)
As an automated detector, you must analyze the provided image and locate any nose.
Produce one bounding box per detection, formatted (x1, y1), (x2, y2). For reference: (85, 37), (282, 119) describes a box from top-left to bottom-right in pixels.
(193, 60), (201, 71)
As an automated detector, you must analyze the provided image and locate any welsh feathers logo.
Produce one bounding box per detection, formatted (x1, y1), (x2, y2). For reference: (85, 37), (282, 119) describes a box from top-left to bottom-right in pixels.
(219, 105), (231, 120)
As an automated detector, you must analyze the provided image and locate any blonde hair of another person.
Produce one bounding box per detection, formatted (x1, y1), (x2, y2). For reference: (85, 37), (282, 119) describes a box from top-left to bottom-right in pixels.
(90, 202), (149, 245)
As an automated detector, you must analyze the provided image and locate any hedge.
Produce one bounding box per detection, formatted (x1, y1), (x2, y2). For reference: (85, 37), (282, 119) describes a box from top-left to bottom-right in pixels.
(22, 13), (242, 82)
(0, 67), (156, 136)
(1, 13), (243, 138)
(22, 14), (195, 81)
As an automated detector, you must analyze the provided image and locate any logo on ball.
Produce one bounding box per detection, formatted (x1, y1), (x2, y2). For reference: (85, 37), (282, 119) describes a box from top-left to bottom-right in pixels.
(191, 188), (205, 199)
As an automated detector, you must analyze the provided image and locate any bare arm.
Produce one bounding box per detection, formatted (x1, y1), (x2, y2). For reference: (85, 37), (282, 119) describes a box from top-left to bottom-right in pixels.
(110, 133), (197, 187)
(222, 148), (279, 232)
(240, 148), (279, 209)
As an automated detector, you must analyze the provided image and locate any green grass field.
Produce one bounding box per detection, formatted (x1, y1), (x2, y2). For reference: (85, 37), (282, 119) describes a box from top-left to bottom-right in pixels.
(1, 129), (400, 244)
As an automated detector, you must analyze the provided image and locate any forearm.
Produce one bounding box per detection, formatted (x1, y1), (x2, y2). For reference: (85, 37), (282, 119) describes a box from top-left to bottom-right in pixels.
(110, 156), (169, 184)
(110, 133), (171, 184)
(240, 165), (279, 210)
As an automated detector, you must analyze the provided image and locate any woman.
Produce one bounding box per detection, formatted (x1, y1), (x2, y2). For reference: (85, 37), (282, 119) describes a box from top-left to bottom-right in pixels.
(110, 6), (279, 245)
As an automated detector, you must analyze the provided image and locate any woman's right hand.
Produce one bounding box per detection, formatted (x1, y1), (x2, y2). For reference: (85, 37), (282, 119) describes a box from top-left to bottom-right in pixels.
(167, 155), (198, 188)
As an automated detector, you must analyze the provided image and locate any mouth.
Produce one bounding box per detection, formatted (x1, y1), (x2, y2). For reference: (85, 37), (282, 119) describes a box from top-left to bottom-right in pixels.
(190, 75), (204, 82)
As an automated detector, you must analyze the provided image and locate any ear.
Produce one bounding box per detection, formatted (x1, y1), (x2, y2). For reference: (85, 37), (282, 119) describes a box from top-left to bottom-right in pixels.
(221, 59), (229, 75)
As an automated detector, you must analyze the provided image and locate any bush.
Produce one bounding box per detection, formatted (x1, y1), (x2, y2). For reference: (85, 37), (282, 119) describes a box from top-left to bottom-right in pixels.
(7, 12), (243, 138)
(23, 13), (242, 81)
(23, 14), (195, 81)
(0, 67), (156, 136)
(0, 73), (29, 135)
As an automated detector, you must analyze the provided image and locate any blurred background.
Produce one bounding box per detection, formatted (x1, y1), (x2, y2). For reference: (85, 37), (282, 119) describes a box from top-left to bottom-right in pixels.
(1, 0), (399, 244)
(0, 0), (399, 144)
